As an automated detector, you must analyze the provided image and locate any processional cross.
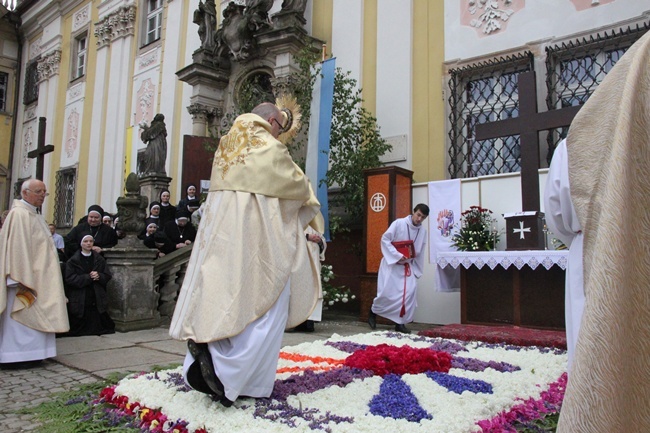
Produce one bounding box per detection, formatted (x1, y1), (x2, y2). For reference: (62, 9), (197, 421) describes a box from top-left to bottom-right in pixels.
(475, 71), (581, 212)
(27, 117), (54, 181)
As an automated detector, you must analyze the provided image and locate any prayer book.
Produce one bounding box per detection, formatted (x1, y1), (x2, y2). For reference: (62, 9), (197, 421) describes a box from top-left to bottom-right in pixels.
(392, 240), (415, 259)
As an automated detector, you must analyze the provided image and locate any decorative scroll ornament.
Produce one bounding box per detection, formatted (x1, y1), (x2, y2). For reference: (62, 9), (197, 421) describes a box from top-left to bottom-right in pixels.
(468, 0), (516, 35)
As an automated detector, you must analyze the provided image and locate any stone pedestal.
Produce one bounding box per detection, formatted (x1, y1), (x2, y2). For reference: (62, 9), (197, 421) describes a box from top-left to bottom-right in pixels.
(176, 55), (229, 136)
(104, 242), (160, 332)
(139, 173), (172, 207)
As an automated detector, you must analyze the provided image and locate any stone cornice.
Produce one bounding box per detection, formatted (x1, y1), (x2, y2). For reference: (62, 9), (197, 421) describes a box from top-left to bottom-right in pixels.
(94, 4), (136, 48)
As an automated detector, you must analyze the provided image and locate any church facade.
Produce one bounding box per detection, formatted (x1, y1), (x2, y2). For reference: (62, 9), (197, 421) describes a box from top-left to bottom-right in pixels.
(0, 0), (648, 237)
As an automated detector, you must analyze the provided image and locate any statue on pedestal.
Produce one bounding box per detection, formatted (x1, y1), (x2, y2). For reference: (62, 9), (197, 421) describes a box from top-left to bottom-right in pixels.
(140, 113), (167, 176)
(281, 0), (308, 15)
(194, 0), (217, 51)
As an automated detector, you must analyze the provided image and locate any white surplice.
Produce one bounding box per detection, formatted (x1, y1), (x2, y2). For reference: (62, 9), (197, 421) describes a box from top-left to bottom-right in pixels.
(182, 281), (290, 401)
(372, 215), (427, 324)
(0, 281), (56, 363)
(544, 139), (584, 371)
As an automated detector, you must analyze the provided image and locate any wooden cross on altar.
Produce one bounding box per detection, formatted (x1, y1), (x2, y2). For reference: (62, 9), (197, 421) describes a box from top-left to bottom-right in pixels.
(27, 117), (54, 181)
(475, 71), (581, 211)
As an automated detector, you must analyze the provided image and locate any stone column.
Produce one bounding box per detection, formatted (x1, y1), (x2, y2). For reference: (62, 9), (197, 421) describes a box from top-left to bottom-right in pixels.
(176, 51), (229, 136)
(105, 173), (159, 331)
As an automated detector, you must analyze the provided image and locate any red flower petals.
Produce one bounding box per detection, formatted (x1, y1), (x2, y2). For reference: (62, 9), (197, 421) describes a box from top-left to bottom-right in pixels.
(343, 344), (452, 377)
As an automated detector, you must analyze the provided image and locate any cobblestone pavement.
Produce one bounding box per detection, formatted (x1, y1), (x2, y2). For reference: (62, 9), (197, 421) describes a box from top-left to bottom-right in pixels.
(0, 312), (433, 432)
(0, 360), (99, 432)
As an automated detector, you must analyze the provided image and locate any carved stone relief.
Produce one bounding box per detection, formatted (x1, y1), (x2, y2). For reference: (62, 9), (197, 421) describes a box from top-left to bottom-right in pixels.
(37, 49), (62, 81)
(187, 102), (222, 122)
(22, 125), (34, 176)
(462, 0), (525, 36)
(136, 78), (156, 128)
(29, 38), (42, 60)
(72, 4), (91, 33)
(65, 108), (80, 159)
(94, 5), (137, 48)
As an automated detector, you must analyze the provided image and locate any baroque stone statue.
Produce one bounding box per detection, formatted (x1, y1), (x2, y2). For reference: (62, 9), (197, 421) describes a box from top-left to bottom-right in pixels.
(281, 0), (308, 15)
(140, 113), (167, 175)
(193, 0), (217, 51)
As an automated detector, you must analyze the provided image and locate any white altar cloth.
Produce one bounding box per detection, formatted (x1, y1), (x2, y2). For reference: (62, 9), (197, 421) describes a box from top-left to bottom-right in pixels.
(436, 250), (569, 271)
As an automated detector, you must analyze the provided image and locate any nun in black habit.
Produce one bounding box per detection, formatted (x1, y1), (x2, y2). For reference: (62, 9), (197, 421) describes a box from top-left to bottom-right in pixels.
(64, 205), (118, 257)
(62, 235), (115, 337)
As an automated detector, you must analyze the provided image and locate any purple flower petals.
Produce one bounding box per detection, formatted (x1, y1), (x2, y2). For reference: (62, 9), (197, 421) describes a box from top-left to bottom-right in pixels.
(271, 367), (373, 401)
(452, 356), (520, 373)
(369, 374), (432, 422)
(427, 371), (493, 395)
(325, 341), (368, 353)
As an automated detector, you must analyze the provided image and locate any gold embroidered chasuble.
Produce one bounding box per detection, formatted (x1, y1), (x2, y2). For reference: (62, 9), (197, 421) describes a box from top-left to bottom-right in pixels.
(557, 32), (650, 432)
(169, 114), (322, 343)
(0, 200), (69, 333)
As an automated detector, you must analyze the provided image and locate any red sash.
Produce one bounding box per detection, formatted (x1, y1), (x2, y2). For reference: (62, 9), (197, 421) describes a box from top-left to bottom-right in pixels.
(399, 263), (411, 317)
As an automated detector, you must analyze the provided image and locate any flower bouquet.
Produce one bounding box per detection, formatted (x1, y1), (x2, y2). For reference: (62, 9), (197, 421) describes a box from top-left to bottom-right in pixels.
(451, 206), (499, 251)
(321, 264), (355, 306)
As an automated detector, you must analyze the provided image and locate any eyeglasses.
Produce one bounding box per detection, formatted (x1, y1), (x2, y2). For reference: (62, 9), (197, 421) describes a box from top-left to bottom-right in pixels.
(271, 118), (285, 130)
(26, 189), (49, 197)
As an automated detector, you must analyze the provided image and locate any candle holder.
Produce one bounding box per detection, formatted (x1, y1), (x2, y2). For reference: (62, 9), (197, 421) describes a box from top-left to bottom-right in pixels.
(542, 220), (549, 250)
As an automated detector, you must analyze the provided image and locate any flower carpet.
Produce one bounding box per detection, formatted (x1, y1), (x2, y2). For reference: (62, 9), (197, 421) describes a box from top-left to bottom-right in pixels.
(419, 324), (567, 350)
(97, 331), (567, 433)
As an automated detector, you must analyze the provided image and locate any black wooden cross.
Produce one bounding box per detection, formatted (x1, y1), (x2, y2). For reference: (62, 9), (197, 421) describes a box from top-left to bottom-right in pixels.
(475, 71), (581, 211)
(27, 117), (54, 181)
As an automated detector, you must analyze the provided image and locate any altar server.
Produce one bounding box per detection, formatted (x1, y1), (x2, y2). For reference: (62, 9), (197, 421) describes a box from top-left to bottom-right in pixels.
(369, 204), (429, 334)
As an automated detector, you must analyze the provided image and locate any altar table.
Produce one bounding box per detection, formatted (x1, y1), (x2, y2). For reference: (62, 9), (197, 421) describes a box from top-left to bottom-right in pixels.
(437, 251), (569, 330)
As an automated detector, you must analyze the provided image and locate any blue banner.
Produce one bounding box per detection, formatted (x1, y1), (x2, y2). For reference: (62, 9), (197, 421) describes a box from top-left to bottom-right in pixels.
(306, 57), (336, 241)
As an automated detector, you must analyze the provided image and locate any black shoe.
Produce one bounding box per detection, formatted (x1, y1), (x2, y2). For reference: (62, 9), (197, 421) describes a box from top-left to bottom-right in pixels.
(219, 396), (234, 407)
(368, 309), (377, 330)
(293, 320), (315, 333)
(394, 324), (411, 334)
(186, 360), (215, 395)
(187, 340), (225, 398)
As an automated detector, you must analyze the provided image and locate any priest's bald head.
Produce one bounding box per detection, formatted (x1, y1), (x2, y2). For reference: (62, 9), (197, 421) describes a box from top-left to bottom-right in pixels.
(252, 102), (284, 139)
(21, 179), (48, 208)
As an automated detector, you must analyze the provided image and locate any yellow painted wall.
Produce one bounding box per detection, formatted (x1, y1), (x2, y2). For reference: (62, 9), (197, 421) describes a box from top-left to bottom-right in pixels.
(412, 0), (445, 182)
(310, 0), (333, 52)
(362, 0), (377, 112)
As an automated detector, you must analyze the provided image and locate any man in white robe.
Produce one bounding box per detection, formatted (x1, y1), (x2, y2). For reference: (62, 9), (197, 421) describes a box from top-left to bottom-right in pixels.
(550, 32), (650, 432)
(368, 203), (429, 334)
(290, 226), (326, 332)
(169, 102), (322, 405)
(544, 138), (584, 371)
(0, 179), (69, 368)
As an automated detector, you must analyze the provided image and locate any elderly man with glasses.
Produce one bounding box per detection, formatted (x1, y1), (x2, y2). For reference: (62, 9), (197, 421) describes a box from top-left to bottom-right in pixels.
(0, 179), (69, 369)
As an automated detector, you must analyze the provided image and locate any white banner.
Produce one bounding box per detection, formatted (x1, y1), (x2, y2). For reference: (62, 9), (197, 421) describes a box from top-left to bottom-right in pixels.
(428, 179), (461, 292)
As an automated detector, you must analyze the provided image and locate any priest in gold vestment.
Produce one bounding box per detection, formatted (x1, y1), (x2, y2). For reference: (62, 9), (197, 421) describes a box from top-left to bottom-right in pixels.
(554, 31), (650, 432)
(0, 179), (69, 366)
(169, 102), (322, 405)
